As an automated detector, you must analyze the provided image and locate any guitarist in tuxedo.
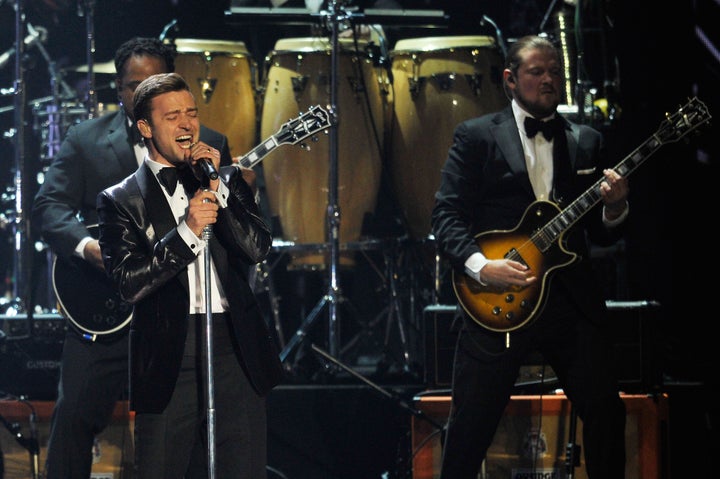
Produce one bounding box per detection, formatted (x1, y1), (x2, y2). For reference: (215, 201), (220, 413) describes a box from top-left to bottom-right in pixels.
(431, 35), (630, 479)
(31, 37), (241, 479)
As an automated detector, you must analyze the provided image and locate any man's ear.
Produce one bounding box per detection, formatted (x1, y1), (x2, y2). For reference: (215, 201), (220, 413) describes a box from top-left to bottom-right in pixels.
(137, 119), (151, 139)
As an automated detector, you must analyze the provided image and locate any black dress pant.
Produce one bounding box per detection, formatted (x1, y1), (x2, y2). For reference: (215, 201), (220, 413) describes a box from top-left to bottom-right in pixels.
(44, 329), (130, 479)
(439, 296), (627, 479)
(133, 314), (268, 479)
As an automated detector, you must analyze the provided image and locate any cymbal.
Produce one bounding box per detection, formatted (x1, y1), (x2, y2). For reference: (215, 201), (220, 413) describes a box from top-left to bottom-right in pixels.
(69, 60), (116, 74)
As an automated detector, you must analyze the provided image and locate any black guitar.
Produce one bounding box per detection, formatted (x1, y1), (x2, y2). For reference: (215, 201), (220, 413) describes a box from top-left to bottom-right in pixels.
(453, 97), (711, 333)
(52, 105), (330, 340)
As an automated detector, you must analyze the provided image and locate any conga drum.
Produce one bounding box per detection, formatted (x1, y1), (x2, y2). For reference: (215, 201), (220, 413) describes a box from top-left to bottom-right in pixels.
(171, 38), (258, 157)
(389, 36), (508, 239)
(260, 37), (388, 269)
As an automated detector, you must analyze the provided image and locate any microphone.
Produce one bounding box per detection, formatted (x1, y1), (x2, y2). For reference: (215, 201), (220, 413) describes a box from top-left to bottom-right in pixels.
(199, 159), (219, 181)
(0, 24), (48, 70)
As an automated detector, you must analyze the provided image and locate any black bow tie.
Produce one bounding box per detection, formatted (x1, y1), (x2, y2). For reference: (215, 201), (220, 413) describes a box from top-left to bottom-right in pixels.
(157, 166), (201, 196)
(157, 167), (180, 195)
(524, 116), (561, 141)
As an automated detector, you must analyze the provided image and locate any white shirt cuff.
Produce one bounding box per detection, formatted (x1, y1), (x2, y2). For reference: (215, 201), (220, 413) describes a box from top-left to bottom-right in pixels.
(464, 252), (489, 286)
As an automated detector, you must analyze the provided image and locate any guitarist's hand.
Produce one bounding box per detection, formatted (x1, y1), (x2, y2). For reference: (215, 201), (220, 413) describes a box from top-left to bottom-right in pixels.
(480, 259), (537, 290)
(600, 169), (629, 220)
(83, 239), (106, 271)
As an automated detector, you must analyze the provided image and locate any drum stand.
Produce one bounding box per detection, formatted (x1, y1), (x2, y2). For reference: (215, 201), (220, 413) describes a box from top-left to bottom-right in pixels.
(279, 1), (356, 370)
(339, 239), (412, 375)
(253, 259), (286, 351)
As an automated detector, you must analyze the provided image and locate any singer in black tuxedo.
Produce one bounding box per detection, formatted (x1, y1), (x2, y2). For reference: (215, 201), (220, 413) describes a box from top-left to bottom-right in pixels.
(31, 37), (234, 479)
(431, 36), (630, 478)
(97, 72), (284, 478)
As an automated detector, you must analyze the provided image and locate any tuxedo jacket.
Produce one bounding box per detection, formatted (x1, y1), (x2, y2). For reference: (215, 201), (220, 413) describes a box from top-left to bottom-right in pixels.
(96, 163), (284, 413)
(432, 106), (627, 325)
(32, 109), (232, 260)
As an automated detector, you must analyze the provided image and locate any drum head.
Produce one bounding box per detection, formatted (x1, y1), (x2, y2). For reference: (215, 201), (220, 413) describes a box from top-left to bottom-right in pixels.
(171, 38), (252, 56)
(388, 35), (508, 239)
(391, 35), (497, 55)
(170, 38), (257, 158)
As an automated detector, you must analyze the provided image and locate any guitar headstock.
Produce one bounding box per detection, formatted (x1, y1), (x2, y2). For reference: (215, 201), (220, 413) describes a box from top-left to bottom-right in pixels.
(657, 97), (712, 144)
(275, 105), (330, 146)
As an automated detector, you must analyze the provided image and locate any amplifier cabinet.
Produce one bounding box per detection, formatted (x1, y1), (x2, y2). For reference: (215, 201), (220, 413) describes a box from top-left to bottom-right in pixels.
(0, 400), (134, 479)
(411, 393), (669, 479)
(0, 314), (67, 400)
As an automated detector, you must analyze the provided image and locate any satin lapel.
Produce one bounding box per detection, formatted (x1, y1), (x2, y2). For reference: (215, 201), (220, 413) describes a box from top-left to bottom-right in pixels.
(107, 112), (139, 174)
(136, 164), (190, 293)
(492, 113), (535, 197)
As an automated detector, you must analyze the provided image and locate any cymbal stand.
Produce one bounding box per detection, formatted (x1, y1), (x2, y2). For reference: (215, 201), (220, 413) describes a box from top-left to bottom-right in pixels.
(78, 0), (98, 118)
(4, 0), (30, 316)
(279, 1), (353, 367)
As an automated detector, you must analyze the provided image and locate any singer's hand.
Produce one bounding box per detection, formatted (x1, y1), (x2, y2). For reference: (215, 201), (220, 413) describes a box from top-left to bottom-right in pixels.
(186, 189), (219, 237)
(187, 141), (221, 189)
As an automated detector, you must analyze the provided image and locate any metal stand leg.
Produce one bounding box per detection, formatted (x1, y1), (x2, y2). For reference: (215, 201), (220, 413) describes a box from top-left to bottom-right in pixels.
(338, 241), (413, 376)
(381, 245), (411, 373)
(565, 405), (581, 478)
(254, 260), (285, 350)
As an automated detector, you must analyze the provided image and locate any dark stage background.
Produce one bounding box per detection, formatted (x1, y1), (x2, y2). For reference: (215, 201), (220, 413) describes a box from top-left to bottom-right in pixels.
(0, 1), (716, 478)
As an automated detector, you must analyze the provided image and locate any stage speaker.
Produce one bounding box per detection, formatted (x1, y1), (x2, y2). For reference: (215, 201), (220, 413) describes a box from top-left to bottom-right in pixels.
(423, 305), (458, 389)
(423, 301), (662, 393)
(411, 393), (670, 479)
(0, 400), (133, 479)
(422, 306), (558, 392)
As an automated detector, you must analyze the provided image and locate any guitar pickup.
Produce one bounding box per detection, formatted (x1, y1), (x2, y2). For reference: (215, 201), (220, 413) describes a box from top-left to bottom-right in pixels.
(504, 247), (529, 269)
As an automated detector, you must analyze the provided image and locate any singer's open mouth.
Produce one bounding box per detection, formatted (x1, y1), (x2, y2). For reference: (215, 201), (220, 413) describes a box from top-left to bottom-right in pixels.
(176, 135), (193, 148)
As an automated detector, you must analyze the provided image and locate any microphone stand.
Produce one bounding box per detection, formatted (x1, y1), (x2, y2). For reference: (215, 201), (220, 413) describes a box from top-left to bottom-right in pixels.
(201, 190), (216, 479)
(325, 0), (342, 362)
(311, 343), (442, 478)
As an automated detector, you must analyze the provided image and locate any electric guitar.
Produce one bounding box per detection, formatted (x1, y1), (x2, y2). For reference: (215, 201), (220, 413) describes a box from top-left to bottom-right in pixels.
(453, 97), (711, 333)
(52, 105), (330, 340)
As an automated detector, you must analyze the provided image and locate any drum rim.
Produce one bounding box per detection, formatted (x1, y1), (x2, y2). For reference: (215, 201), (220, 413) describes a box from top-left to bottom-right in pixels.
(168, 38), (251, 55)
(391, 35), (497, 55)
(271, 36), (369, 53)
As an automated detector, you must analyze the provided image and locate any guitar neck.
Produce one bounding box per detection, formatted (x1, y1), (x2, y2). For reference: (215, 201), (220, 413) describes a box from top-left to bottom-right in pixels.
(231, 104), (330, 171)
(535, 132), (663, 252)
(235, 136), (280, 169)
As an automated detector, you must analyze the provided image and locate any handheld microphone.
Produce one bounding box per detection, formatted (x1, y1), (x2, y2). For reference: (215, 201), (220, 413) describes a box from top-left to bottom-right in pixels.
(199, 159), (218, 181)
